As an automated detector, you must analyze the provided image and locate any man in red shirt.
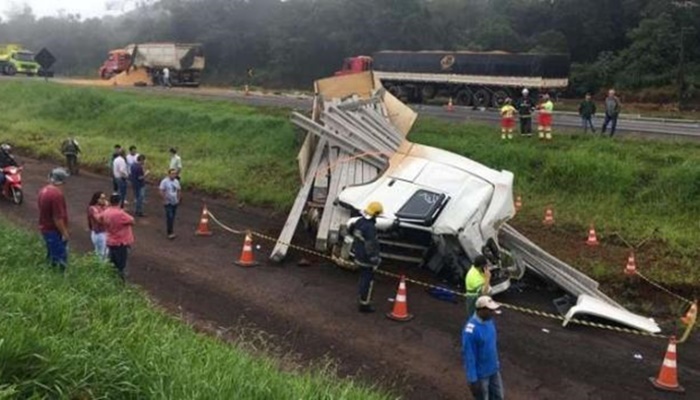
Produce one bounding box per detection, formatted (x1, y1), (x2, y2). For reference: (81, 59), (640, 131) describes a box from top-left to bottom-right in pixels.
(100, 193), (135, 280)
(37, 168), (70, 271)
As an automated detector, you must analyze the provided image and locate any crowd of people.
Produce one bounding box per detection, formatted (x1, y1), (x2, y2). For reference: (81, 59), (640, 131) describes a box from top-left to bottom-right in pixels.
(499, 88), (623, 140)
(39, 143), (185, 280)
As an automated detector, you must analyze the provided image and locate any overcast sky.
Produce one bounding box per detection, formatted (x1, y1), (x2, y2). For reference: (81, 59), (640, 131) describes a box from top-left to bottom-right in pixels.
(3, 0), (135, 19)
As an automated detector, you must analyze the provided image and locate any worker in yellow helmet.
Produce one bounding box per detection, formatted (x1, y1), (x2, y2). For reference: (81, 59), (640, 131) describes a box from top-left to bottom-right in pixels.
(350, 201), (383, 313)
(499, 98), (517, 140)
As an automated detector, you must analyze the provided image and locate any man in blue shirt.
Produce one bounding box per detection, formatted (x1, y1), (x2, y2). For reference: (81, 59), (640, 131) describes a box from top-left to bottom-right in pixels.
(159, 168), (182, 239)
(462, 296), (504, 400)
(130, 154), (149, 217)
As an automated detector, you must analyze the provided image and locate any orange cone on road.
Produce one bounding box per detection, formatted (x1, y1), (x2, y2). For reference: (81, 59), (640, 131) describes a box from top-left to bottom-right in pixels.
(387, 275), (414, 322)
(235, 232), (258, 267)
(681, 301), (697, 326)
(586, 225), (599, 246)
(446, 97), (454, 112)
(514, 196), (522, 212)
(195, 205), (213, 236)
(543, 206), (554, 225)
(624, 252), (637, 275)
(649, 336), (684, 393)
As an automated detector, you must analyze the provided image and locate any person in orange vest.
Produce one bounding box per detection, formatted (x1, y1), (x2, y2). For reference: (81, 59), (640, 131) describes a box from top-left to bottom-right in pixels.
(499, 98), (517, 140)
(537, 93), (554, 140)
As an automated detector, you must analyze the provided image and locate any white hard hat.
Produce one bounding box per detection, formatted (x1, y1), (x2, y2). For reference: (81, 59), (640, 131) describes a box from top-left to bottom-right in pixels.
(522, 88), (529, 95)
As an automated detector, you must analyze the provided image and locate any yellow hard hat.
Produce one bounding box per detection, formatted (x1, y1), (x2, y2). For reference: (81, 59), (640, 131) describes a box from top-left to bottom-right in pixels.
(364, 201), (384, 217)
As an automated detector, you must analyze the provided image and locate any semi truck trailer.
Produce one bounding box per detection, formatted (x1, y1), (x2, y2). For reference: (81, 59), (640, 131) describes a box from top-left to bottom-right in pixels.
(336, 51), (570, 107)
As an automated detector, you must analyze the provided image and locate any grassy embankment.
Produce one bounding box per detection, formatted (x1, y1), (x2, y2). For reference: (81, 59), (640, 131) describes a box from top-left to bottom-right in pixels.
(0, 220), (389, 399)
(0, 80), (699, 289)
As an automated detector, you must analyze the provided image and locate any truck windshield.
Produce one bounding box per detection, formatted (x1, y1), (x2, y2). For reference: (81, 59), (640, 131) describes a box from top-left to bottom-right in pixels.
(16, 52), (35, 62)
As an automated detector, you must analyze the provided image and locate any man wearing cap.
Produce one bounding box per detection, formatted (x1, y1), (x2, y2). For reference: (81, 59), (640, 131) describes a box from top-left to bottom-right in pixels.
(37, 168), (70, 271)
(465, 255), (492, 318)
(350, 201), (383, 313)
(462, 296), (504, 400)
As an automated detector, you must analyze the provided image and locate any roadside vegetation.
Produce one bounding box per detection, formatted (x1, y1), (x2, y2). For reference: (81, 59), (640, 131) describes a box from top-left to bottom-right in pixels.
(1, 80), (698, 290)
(0, 220), (389, 399)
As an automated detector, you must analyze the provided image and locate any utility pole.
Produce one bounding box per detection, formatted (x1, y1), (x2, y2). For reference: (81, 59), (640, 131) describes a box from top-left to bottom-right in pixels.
(672, 1), (698, 110)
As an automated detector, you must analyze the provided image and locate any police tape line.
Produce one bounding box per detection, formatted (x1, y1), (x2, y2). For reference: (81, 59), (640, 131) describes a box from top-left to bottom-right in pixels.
(634, 271), (694, 305)
(206, 210), (680, 340)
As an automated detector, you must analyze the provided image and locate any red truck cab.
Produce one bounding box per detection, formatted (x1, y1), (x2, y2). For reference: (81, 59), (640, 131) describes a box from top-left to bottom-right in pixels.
(335, 55), (373, 76)
(99, 49), (131, 79)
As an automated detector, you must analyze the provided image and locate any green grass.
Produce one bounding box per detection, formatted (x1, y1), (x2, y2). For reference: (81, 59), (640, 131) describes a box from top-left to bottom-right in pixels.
(0, 81), (301, 209)
(0, 219), (389, 399)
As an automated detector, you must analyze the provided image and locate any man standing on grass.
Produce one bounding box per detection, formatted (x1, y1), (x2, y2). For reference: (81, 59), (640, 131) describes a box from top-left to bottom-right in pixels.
(101, 193), (135, 281)
(37, 168), (70, 271)
(159, 168), (181, 240)
(169, 148), (182, 181)
(602, 89), (622, 137)
(578, 93), (597, 134)
(110, 144), (122, 192)
(516, 88), (535, 136)
(463, 296), (504, 400)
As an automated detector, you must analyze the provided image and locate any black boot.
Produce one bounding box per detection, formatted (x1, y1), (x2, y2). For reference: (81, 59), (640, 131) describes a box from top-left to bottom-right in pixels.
(358, 304), (375, 313)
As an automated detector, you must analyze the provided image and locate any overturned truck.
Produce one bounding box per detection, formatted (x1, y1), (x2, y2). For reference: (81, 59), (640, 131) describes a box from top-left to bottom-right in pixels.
(272, 72), (660, 334)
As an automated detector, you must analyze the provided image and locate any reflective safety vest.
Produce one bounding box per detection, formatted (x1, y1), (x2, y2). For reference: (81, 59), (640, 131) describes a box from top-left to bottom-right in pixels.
(540, 100), (554, 114)
(465, 266), (486, 297)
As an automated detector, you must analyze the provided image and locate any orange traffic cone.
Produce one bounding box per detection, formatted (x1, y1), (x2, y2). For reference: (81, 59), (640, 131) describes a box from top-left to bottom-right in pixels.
(624, 252), (637, 275)
(586, 225), (599, 246)
(681, 301), (697, 326)
(195, 205), (213, 236)
(235, 232), (258, 267)
(649, 336), (684, 393)
(386, 275), (414, 322)
(514, 196), (522, 212)
(446, 97), (454, 112)
(543, 206), (554, 225)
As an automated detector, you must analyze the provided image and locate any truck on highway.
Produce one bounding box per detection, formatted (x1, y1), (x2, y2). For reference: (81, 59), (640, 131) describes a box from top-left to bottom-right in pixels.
(99, 43), (205, 87)
(0, 44), (54, 77)
(335, 51), (570, 107)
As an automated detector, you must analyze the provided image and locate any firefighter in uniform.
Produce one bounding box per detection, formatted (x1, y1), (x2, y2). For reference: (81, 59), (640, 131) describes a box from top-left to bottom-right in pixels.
(350, 201), (383, 313)
(537, 93), (554, 140)
(500, 98), (517, 140)
(465, 255), (492, 318)
(517, 88), (535, 136)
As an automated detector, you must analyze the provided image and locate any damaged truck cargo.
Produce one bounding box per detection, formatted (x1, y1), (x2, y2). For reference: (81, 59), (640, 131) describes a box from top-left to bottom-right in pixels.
(272, 72), (660, 334)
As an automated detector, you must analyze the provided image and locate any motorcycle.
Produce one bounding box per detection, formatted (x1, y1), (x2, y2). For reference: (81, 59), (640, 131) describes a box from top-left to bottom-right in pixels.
(1, 165), (23, 205)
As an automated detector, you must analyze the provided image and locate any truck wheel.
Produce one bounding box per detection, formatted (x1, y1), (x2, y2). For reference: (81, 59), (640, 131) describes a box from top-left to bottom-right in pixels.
(455, 89), (473, 106)
(472, 89), (490, 108)
(492, 90), (510, 108)
(387, 85), (405, 101)
(420, 85), (437, 100)
(5, 65), (16, 76)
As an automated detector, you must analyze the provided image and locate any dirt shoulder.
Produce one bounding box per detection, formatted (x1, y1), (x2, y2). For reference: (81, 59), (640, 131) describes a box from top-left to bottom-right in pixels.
(3, 156), (698, 400)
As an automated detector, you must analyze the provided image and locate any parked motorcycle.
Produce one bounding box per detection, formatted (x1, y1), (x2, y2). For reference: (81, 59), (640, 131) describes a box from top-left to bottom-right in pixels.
(1, 165), (23, 205)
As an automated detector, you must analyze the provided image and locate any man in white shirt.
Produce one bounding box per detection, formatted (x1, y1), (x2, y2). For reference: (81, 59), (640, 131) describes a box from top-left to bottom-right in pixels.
(169, 147), (182, 181)
(112, 149), (129, 208)
(162, 67), (171, 88)
(125, 145), (139, 170)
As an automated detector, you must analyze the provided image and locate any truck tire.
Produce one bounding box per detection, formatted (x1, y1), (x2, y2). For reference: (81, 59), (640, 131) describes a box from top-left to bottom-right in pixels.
(492, 89), (510, 108)
(5, 65), (16, 76)
(455, 89), (473, 106)
(472, 88), (490, 108)
(420, 85), (437, 100)
(387, 84), (408, 102)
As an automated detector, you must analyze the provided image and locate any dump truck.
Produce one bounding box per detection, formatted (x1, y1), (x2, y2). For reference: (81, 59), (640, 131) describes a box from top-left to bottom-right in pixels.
(99, 43), (205, 87)
(273, 71), (660, 334)
(335, 51), (570, 107)
(0, 44), (55, 77)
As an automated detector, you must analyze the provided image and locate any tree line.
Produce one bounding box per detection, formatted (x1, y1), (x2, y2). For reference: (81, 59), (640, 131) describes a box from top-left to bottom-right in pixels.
(1, 0), (698, 101)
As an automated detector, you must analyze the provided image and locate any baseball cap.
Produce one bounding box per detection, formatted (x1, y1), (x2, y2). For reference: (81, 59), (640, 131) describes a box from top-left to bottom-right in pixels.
(475, 296), (500, 310)
(49, 167), (69, 185)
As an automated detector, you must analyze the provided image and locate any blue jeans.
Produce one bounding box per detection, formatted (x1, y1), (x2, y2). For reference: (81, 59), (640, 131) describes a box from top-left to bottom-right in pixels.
(116, 177), (128, 208)
(581, 116), (595, 133)
(90, 231), (108, 261)
(357, 265), (376, 305)
(108, 245), (129, 280)
(42, 231), (68, 271)
(602, 113), (618, 136)
(133, 185), (146, 215)
(164, 204), (178, 235)
(474, 372), (504, 400)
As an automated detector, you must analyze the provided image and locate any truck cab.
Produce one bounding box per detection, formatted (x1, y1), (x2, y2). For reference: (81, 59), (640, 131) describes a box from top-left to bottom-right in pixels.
(335, 56), (373, 76)
(99, 49), (131, 79)
(0, 45), (40, 76)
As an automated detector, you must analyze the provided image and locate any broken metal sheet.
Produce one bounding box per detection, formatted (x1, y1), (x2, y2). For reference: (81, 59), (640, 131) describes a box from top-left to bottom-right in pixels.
(562, 294), (661, 334)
